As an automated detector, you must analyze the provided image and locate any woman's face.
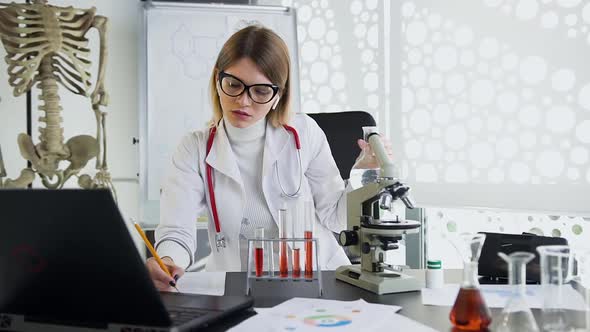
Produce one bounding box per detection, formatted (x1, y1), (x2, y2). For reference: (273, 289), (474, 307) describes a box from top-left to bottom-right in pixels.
(217, 57), (280, 128)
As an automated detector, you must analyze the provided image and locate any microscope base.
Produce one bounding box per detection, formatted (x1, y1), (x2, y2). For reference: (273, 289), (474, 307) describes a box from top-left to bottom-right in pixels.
(335, 265), (423, 294)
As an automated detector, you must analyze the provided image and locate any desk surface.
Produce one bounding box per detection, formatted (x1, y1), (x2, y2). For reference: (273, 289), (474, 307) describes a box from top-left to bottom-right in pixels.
(209, 270), (544, 331)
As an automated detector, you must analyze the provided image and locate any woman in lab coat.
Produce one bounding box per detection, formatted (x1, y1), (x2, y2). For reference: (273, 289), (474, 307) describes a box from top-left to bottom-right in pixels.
(147, 25), (381, 291)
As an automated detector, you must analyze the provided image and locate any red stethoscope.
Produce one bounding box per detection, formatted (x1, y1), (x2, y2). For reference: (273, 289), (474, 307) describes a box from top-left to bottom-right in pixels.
(205, 124), (302, 250)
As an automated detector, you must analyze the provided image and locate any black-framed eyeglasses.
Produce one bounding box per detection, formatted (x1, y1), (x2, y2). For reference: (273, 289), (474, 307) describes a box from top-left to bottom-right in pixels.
(218, 71), (279, 104)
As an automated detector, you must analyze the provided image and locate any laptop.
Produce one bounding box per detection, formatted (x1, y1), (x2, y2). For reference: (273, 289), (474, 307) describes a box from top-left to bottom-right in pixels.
(0, 189), (253, 331)
(477, 231), (568, 284)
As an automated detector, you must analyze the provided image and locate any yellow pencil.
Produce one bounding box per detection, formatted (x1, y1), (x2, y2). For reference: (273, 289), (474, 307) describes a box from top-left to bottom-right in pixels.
(133, 222), (179, 290)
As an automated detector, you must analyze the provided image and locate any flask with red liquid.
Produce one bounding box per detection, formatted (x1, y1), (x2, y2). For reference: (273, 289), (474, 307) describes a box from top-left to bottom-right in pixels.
(449, 233), (492, 331)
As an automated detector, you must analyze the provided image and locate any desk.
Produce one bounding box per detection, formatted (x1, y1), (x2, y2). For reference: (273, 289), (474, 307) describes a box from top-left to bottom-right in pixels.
(208, 270), (544, 331)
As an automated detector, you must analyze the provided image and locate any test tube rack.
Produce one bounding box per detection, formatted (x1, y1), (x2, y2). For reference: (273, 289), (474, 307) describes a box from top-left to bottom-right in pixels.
(246, 238), (323, 297)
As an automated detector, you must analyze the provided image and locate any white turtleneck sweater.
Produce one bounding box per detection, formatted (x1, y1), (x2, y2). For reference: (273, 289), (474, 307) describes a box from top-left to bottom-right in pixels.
(224, 118), (279, 266)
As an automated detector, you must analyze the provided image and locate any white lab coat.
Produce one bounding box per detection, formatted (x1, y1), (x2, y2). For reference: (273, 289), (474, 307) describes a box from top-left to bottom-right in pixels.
(156, 113), (351, 272)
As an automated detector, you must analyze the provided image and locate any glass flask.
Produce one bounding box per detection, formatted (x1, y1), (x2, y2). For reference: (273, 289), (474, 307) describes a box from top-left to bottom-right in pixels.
(537, 245), (572, 332)
(538, 245), (590, 332)
(348, 126), (380, 189)
(572, 248), (590, 332)
(491, 251), (540, 332)
(449, 233), (492, 331)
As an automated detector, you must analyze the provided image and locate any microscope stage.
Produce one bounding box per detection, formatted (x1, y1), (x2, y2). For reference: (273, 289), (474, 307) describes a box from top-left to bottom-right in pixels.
(335, 265), (423, 295)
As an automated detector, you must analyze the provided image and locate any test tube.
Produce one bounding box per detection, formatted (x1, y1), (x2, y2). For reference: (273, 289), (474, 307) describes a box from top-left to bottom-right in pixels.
(292, 205), (301, 278)
(254, 227), (264, 277)
(304, 201), (314, 279)
(278, 209), (289, 278)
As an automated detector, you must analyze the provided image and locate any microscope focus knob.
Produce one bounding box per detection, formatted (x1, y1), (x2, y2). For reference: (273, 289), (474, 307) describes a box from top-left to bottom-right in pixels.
(338, 230), (358, 247)
(361, 242), (372, 254)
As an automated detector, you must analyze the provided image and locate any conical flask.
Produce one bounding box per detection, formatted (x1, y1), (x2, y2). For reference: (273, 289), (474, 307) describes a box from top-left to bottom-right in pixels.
(537, 245), (590, 332)
(491, 251), (540, 332)
(537, 245), (573, 332)
(449, 233), (492, 331)
(572, 248), (590, 332)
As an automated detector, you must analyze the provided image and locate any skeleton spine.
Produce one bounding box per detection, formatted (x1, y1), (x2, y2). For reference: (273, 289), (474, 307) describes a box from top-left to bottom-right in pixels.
(37, 56), (66, 156)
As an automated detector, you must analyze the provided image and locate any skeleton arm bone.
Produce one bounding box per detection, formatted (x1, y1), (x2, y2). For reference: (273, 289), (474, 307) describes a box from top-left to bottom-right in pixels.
(90, 15), (108, 107)
(87, 15), (108, 169)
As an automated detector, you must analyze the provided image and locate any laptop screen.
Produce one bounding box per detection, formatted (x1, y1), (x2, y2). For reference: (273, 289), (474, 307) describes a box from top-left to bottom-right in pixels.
(0, 189), (172, 328)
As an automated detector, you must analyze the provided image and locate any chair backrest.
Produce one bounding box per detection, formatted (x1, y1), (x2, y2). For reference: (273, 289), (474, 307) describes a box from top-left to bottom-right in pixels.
(307, 111), (376, 180)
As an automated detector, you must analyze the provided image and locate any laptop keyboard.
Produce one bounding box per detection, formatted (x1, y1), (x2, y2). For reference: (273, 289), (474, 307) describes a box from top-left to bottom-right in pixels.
(167, 306), (212, 325)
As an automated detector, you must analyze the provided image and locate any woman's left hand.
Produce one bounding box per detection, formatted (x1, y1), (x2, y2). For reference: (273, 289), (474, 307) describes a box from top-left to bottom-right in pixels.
(352, 137), (394, 170)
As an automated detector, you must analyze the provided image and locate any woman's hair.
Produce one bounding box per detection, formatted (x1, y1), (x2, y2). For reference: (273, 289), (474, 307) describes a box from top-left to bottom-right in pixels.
(208, 25), (291, 128)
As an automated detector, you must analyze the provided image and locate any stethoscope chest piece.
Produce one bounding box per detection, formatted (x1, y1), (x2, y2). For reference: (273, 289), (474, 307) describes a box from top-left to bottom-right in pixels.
(215, 233), (226, 251)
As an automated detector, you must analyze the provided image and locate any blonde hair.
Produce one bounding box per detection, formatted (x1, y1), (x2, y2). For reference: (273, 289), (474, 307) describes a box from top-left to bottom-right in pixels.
(208, 25), (291, 128)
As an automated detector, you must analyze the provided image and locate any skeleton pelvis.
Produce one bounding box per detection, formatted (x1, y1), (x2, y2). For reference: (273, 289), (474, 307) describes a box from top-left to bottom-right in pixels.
(65, 135), (99, 170)
(17, 133), (98, 180)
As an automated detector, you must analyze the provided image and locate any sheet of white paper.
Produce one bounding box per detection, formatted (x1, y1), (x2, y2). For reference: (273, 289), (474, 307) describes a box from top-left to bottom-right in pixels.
(230, 297), (438, 332)
(253, 307), (272, 314)
(175, 272), (225, 296)
(421, 284), (586, 310)
(270, 298), (402, 314)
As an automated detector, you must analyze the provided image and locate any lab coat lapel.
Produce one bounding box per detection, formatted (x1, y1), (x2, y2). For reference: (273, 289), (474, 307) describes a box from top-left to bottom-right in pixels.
(203, 121), (244, 270)
(262, 121), (290, 179)
(262, 121), (292, 226)
(204, 121), (242, 184)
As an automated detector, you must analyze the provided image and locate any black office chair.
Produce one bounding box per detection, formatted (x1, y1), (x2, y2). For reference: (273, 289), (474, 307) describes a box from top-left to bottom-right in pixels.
(307, 111), (376, 264)
(307, 111), (377, 180)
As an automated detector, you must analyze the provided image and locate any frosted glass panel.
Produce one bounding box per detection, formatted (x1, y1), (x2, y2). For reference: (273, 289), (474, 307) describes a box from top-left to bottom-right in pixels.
(398, 0), (590, 214)
(262, 0), (590, 214)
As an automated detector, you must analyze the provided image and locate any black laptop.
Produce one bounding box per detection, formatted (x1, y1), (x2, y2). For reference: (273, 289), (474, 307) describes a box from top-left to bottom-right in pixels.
(0, 189), (253, 331)
(477, 231), (568, 284)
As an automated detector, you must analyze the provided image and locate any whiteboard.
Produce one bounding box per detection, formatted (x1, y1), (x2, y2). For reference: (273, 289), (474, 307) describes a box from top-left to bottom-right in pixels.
(139, 1), (300, 225)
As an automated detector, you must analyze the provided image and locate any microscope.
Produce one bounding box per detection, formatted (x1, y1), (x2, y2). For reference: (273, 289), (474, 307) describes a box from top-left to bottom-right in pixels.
(336, 127), (423, 294)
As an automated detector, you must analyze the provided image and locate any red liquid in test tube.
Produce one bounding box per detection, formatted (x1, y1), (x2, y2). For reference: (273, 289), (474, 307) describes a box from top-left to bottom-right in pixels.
(255, 247), (264, 277)
(304, 201), (314, 279)
(304, 230), (313, 278)
(278, 209), (289, 278)
(254, 227), (264, 277)
(280, 242), (288, 277)
(293, 248), (301, 277)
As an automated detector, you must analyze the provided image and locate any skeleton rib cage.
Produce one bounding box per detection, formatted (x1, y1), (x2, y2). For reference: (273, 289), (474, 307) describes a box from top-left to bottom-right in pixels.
(0, 1), (115, 196)
(0, 2), (96, 97)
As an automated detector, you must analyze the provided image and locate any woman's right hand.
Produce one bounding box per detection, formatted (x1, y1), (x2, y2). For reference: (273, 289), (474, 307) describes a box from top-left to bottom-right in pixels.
(146, 256), (185, 291)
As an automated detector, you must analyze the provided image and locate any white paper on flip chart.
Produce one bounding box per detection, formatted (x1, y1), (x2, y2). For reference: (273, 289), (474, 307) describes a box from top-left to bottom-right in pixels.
(231, 297), (438, 332)
(421, 284), (586, 310)
(175, 272), (225, 296)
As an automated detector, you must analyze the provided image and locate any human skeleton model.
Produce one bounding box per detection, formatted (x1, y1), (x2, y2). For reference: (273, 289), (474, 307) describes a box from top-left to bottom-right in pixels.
(0, 0), (116, 198)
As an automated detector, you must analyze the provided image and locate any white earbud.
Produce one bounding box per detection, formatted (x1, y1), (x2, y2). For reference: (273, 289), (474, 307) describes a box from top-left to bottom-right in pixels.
(271, 96), (281, 110)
